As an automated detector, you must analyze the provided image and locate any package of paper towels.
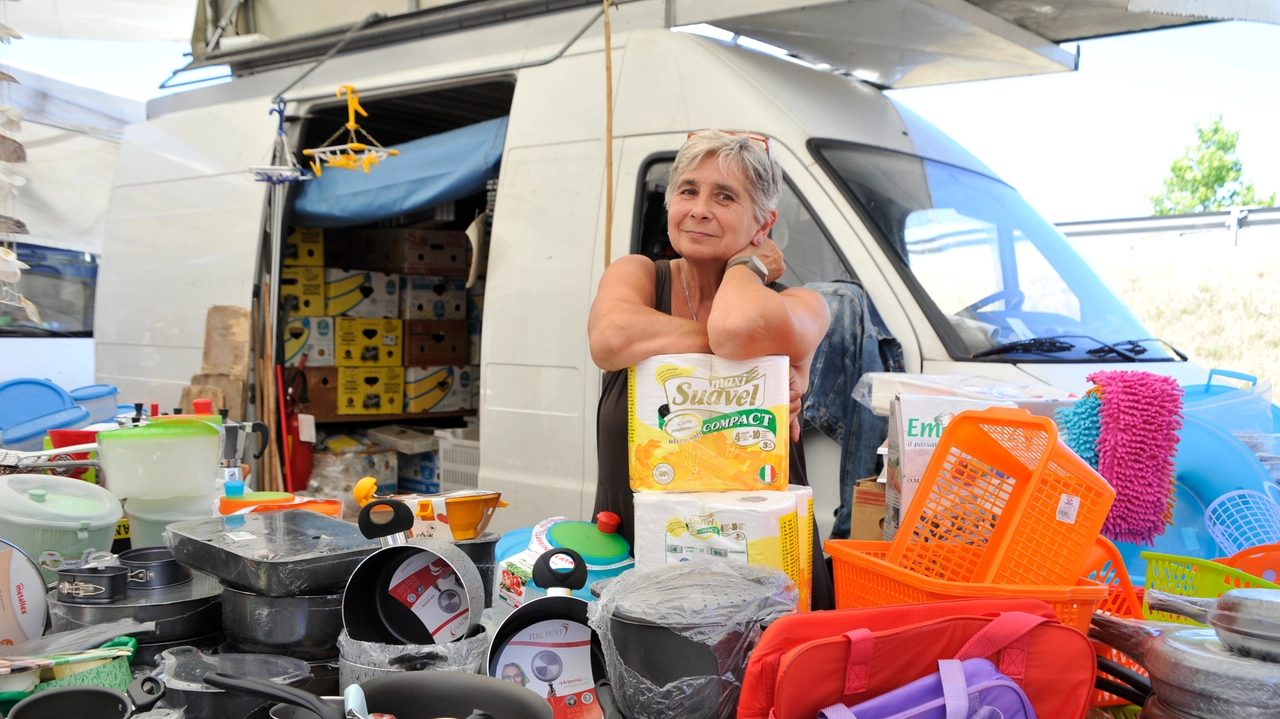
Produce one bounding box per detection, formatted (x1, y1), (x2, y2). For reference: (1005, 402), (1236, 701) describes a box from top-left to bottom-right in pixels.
(789, 485), (813, 612)
(633, 491), (801, 586)
(629, 353), (789, 492)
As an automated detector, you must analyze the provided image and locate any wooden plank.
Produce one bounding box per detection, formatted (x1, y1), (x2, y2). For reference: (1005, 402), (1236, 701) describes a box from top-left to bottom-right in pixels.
(191, 373), (246, 421)
(201, 305), (252, 378)
(179, 384), (226, 414)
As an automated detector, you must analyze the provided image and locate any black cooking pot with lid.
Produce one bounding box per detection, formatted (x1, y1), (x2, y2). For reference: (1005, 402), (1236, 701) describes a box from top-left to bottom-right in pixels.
(9, 675), (164, 719)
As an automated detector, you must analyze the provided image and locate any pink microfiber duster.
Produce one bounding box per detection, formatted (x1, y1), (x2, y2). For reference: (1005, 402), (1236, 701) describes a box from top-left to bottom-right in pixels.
(1090, 370), (1184, 546)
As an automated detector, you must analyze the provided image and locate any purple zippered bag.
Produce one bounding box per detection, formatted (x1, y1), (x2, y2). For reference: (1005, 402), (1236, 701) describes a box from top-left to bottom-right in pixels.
(817, 658), (1036, 719)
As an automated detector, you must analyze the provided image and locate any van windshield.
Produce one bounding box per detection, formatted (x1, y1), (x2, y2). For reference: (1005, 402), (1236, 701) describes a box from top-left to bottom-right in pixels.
(812, 141), (1174, 362)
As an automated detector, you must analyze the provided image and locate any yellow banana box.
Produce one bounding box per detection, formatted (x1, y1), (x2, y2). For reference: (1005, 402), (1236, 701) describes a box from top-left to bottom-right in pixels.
(335, 318), (403, 367)
(629, 354), (790, 492)
(280, 266), (325, 317)
(405, 366), (472, 413)
(325, 268), (400, 318)
(283, 316), (334, 367)
(337, 366), (405, 415)
(283, 226), (324, 266)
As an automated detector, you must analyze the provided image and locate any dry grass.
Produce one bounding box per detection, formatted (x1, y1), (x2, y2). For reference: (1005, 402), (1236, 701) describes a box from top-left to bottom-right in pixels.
(1071, 226), (1280, 385)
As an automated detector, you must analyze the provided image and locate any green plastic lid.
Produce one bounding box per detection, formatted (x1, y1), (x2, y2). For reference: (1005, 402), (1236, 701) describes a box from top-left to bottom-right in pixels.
(99, 418), (221, 440)
(0, 474), (123, 530)
(549, 519), (630, 564)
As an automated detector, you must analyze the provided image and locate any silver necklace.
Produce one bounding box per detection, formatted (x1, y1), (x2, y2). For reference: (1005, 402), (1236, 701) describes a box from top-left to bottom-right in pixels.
(679, 260), (698, 322)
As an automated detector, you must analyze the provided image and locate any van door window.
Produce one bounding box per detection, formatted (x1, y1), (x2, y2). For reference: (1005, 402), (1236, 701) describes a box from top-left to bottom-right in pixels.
(634, 158), (853, 286)
(0, 242), (95, 336)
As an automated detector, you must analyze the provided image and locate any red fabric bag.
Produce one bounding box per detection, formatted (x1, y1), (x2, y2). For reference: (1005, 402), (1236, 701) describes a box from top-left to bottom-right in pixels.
(768, 611), (1095, 719)
(739, 598), (1056, 719)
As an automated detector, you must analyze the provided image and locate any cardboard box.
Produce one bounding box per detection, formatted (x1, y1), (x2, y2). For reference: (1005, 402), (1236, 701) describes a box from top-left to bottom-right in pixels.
(283, 316), (335, 367)
(850, 478), (886, 541)
(335, 317), (403, 367)
(280, 266), (325, 317)
(405, 366), (471, 413)
(337, 366), (405, 415)
(884, 395), (1015, 541)
(404, 320), (468, 367)
(400, 275), (466, 320)
(283, 227), (324, 266)
(325, 269), (400, 318)
(302, 366), (338, 417)
(468, 321), (481, 365)
(354, 229), (470, 276)
(397, 450), (441, 495)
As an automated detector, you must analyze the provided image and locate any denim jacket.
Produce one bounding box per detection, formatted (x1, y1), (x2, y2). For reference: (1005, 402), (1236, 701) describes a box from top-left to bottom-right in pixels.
(803, 280), (904, 539)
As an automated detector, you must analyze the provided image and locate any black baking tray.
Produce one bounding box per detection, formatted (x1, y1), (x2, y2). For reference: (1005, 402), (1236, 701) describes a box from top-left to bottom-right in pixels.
(164, 510), (379, 597)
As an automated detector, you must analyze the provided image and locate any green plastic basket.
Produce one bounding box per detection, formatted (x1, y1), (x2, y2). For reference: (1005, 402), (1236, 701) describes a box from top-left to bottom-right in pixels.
(1142, 551), (1280, 625)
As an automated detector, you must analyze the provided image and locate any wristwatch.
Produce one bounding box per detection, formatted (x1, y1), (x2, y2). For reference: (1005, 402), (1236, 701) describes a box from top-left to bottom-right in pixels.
(726, 255), (769, 283)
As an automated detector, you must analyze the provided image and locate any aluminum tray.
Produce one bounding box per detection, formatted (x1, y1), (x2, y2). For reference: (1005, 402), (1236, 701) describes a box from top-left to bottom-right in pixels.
(165, 510), (379, 597)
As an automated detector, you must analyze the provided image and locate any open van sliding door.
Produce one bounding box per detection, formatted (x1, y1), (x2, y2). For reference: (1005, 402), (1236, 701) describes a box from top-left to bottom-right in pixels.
(96, 99), (277, 410)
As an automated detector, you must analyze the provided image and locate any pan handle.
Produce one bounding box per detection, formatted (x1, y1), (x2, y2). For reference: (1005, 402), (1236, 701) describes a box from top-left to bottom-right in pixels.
(249, 422), (270, 460)
(203, 672), (343, 719)
(358, 498), (416, 541)
(1145, 589), (1214, 624)
(127, 676), (165, 714)
(533, 548), (588, 592)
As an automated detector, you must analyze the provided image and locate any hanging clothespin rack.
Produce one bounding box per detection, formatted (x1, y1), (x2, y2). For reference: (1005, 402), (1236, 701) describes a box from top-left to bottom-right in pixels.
(301, 85), (398, 176)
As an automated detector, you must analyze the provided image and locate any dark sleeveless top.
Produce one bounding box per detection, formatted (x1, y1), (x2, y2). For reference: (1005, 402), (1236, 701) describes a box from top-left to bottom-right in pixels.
(593, 259), (835, 610)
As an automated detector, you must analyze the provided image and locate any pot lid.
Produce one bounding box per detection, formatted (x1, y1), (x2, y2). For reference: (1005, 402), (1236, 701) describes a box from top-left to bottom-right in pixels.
(1146, 627), (1280, 715)
(0, 378), (72, 431)
(1, 406), (90, 445)
(99, 417), (221, 441)
(0, 474), (123, 530)
(157, 646), (310, 692)
(549, 520), (630, 565)
(69, 384), (119, 401)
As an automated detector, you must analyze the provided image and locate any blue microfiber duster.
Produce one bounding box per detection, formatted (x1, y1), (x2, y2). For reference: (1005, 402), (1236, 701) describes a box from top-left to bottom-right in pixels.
(1056, 392), (1102, 470)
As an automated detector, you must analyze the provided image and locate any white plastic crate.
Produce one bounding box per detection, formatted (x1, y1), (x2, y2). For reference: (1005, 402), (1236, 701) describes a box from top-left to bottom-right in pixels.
(435, 427), (480, 489)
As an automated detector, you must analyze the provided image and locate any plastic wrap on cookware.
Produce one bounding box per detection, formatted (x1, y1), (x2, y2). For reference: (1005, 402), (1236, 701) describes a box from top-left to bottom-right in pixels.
(587, 563), (797, 719)
(164, 511), (379, 597)
(337, 628), (487, 673)
(0, 619), (156, 656)
(1091, 613), (1280, 718)
(135, 711), (185, 719)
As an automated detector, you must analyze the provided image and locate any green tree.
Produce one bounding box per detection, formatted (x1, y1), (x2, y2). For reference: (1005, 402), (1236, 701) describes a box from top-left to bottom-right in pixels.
(1148, 116), (1276, 215)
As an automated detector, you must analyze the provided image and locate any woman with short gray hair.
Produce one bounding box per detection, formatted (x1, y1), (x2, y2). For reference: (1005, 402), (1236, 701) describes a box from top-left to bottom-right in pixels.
(588, 129), (834, 608)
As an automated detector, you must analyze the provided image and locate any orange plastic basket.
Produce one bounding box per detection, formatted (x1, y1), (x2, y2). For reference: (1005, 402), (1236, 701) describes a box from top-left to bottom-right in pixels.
(826, 539), (1108, 633)
(888, 408), (1115, 588)
(1082, 536), (1147, 708)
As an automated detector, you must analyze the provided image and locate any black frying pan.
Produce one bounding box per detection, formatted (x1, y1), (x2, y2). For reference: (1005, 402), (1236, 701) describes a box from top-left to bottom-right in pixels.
(9, 676), (164, 719)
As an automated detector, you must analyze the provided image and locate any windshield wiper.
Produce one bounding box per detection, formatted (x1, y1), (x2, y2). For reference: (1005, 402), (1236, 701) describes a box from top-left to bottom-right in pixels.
(971, 336), (1076, 359)
(1090, 338), (1188, 362)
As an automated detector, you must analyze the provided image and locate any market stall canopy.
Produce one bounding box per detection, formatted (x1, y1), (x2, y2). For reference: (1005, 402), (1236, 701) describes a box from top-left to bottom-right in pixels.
(3, 0), (198, 42)
(291, 115), (506, 228)
(175, 0), (1276, 90)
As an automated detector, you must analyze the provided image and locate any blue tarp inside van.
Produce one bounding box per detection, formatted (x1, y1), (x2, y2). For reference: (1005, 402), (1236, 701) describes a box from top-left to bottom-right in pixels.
(292, 116), (507, 228)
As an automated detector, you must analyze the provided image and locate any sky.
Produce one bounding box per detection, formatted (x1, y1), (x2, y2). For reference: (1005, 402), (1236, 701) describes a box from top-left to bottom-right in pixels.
(0, 19), (1277, 224)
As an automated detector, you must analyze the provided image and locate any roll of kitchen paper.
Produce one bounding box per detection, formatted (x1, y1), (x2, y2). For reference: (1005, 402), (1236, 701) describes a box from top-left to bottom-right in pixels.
(789, 485), (814, 611)
(633, 491), (800, 582)
(629, 354), (790, 492)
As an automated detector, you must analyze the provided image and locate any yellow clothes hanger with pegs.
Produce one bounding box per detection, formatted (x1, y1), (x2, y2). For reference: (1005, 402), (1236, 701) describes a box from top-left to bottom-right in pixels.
(301, 85), (399, 176)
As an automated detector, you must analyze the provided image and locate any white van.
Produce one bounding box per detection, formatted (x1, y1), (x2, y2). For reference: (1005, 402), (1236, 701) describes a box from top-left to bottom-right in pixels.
(96, 1), (1215, 533)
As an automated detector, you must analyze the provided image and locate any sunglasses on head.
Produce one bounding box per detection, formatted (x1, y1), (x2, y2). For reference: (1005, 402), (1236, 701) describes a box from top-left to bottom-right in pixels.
(686, 129), (773, 161)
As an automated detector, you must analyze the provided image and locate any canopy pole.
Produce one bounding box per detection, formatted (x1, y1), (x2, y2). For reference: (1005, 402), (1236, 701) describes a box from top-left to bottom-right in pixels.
(602, 0), (615, 269)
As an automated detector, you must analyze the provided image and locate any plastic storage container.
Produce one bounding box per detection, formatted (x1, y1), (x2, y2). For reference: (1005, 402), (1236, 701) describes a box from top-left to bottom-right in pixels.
(0, 378), (72, 431)
(96, 418), (221, 499)
(69, 384), (120, 424)
(826, 540), (1108, 633)
(0, 406), (91, 451)
(1182, 369), (1276, 449)
(887, 408), (1115, 587)
(0, 474), (123, 580)
(1142, 551), (1280, 625)
(436, 427), (480, 489)
(125, 491), (220, 549)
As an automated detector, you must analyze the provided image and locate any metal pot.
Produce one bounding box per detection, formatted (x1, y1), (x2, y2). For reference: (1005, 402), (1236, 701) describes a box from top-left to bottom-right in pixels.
(339, 654), (400, 691)
(221, 585), (343, 659)
(1146, 588), (1280, 662)
(455, 532), (498, 608)
(9, 676), (164, 719)
(119, 547), (192, 590)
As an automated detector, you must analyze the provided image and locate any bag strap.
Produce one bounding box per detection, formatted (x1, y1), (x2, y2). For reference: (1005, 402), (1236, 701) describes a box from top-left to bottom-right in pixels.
(816, 704), (858, 719)
(840, 628), (874, 704)
(937, 659), (969, 719)
(954, 612), (1051, 684)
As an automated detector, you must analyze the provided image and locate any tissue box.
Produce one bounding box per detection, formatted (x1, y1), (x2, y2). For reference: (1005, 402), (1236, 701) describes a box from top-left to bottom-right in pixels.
(405, 366), (471, 413)
(334, 318), (403, 367)
(325, 269), (400, 318)
(400, 276), (466, 320)
(280, 267), (325, 317)
(629, 353), (790, 492)
(283, 227), (324, 266)
(336, 367), (404, 415)
(404, 320), (468, 366)
(284, 317), (334, 367)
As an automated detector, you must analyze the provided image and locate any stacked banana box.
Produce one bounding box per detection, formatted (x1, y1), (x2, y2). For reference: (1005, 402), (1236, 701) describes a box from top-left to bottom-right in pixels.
(281, 227), (479, 416)
(628, 353), (813, 610)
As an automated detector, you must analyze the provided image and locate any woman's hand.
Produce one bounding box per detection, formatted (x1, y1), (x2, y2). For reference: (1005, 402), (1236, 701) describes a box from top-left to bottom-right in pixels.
(789, 365), (803, 442)
(729, 237), (786, 284)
